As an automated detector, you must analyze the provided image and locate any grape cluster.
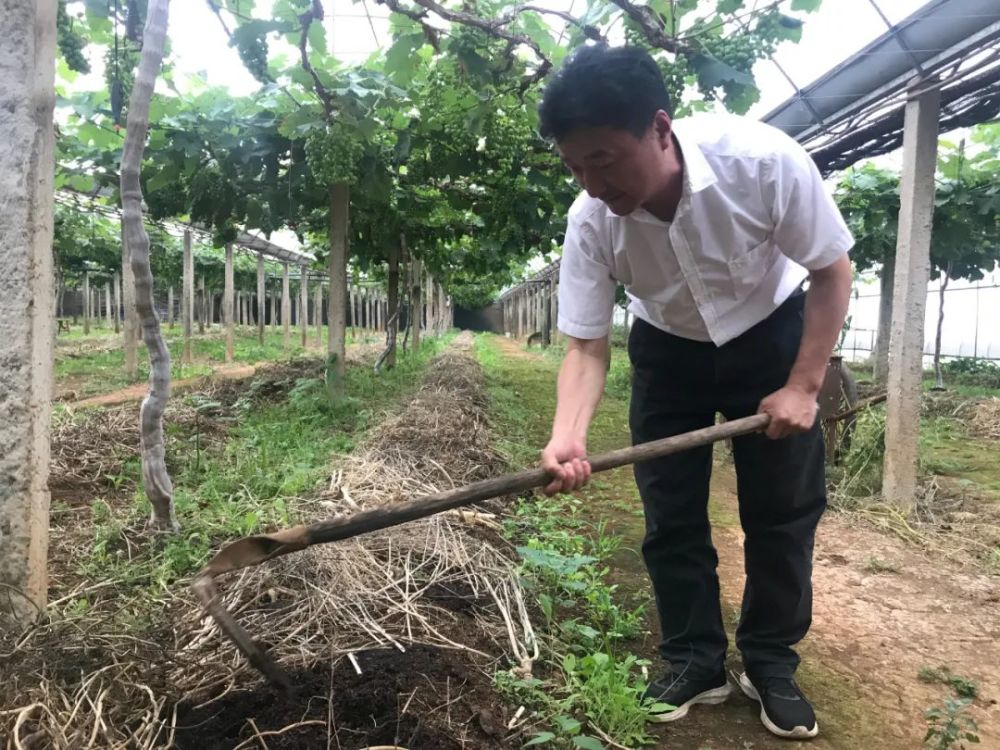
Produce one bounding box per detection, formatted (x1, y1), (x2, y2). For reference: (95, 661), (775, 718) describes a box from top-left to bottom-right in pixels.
(145, 179), (188, 221)
(57, 0), (90, 73)
(236, 33), (271, 84)
(305, 125), (365, 186)
(189, 169), (235, 229)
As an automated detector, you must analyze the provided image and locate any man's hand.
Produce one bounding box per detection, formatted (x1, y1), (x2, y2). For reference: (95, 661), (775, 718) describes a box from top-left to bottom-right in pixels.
(540, 434), (591, 496)
(758, 385), (819, 440)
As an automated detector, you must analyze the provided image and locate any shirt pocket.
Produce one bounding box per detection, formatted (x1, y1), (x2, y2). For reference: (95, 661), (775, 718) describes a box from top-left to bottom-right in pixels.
(727, 237), (776, 300)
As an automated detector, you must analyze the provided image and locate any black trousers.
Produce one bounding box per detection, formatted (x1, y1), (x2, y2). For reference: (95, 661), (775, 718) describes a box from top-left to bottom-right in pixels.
(628, 293), (825, 680)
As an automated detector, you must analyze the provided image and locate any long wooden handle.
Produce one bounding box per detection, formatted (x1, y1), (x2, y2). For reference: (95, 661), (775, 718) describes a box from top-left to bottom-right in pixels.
(200, 414), (769, 577)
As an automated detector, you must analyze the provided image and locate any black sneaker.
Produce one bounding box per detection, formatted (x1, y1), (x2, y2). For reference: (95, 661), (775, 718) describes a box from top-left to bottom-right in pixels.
(738, 671), (819, 739)
(643, 669), (732, 723)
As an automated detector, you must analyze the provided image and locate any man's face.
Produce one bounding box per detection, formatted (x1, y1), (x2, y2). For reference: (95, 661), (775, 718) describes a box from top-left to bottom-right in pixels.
(556, 113), (672, 216)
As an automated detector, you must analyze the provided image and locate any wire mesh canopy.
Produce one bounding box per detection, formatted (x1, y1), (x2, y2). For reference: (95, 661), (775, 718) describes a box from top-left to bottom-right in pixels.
(55, 189), (316, 266)
(762, 0), (1000, 175)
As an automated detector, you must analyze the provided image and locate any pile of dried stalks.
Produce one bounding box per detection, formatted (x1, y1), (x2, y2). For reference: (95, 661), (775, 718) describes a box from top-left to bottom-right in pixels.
(2, 334), (535, 747)
(969, 397), (1000, 440)
(175, 335), (537, 700)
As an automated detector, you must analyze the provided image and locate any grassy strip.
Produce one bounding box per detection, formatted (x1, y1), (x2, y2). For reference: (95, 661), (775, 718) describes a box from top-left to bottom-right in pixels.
(474, 335), (662, 749)
(73, 336), (451, 616)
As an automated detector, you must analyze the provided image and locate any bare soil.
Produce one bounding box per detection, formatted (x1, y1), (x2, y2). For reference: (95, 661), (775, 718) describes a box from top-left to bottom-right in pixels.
(173, 645), (509, 750)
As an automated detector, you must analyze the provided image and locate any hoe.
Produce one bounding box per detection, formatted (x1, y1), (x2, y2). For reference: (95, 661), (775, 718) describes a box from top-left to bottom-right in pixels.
(194, 413), (770, 687)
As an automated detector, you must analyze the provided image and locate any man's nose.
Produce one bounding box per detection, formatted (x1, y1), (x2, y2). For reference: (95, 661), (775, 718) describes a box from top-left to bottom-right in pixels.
(580, 169), (606, 198)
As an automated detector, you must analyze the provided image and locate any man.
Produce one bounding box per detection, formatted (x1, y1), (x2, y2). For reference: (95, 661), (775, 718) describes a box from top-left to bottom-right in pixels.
(537, 44), (853, 740)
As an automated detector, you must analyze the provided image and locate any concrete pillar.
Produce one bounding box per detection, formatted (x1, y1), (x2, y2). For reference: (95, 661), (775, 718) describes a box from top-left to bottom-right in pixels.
(282, 262), (291, 350)
(315, 281), (323, 345)
(270, 290), (277, 330)
(182, 228), (193, 364)
(82, 271), (90, 334)
(300, 269), (308, 347)
(349, 286), (356, 339)
(197, 275), (206, 334)
(224, 243), (234, 363)
(552, 279), (560, 344)
(882, 82), (941, 512)
(0, 0), (56, 624)
(257, 254), (265, 345)
(411, 258), (422, 351)
(437, 282), (446, 334)
(114, 271), (121, 333)
(104, 281), (112, 327)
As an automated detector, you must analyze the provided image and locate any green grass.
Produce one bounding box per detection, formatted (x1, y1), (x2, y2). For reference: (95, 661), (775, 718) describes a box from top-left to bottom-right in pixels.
(55, 327), (357, 398)
(475, 334), (660, 748)
(920, 418), (1000, 499)
(77, 335), (451, 605)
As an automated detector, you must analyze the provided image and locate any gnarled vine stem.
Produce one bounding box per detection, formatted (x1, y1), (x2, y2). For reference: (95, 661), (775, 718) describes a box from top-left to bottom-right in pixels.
(119, 0), (177, 531)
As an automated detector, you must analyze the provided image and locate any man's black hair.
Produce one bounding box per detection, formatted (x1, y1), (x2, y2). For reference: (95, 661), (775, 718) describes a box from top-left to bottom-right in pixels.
(538, 44), (673, 142)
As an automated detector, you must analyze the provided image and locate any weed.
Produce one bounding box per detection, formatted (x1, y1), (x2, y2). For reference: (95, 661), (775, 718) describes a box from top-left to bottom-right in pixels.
(919, 666), (978, 699)
(478, 334), (654, 747)
(863, 556), (900, 574)
(924, 697), (980, 749)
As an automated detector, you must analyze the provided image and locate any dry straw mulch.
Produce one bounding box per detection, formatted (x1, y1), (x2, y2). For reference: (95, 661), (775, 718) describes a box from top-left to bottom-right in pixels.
(2, 334), (535, 748)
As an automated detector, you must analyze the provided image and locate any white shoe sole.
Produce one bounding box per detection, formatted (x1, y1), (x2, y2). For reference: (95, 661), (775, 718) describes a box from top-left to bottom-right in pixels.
(738, 672), (819, 739)
(648, 681), (733, 723)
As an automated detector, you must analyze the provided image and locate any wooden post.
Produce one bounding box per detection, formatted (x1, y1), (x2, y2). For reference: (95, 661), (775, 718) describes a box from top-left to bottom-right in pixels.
(0, 0), (56, 623)
(182, 229), (193, 364)
(300, 269), (308, 348)
(282, 262), (291, 351)
(882, 81), (940, 512)
(166, 284), (173, 329)
(257, 255), (265, 345)
(224, 243), (234, 363)
(114, 272), (122, 333)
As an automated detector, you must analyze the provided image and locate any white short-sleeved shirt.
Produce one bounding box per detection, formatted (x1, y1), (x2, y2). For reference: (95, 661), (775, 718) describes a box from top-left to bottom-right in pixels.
(556, 114), (854, 345)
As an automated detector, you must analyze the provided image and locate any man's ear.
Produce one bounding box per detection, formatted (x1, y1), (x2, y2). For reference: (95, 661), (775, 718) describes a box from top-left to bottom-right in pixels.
(652, 110), (672, 149)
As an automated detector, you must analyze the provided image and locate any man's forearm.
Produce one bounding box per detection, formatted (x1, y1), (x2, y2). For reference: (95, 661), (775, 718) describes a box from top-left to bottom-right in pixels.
(787, 255), (853, 395)
(552, 337), (609, 442)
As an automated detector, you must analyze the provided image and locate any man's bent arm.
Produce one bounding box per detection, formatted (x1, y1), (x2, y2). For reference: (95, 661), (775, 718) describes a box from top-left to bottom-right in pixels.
(759, 254), (852, 439)
(789, 254), (853, 394)
(541, 335), (609, 494)
(553, 335), (609, 441)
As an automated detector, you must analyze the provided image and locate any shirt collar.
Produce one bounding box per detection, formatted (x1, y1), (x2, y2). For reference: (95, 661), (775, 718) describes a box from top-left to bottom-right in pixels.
(672, 119), (717, 194)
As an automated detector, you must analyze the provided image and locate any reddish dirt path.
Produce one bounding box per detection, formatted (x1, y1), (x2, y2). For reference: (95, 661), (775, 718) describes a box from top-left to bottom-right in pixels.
(596, 459), (1000, 749)
(709, 467), (1000, 749)
(68, 363), (259, 409)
